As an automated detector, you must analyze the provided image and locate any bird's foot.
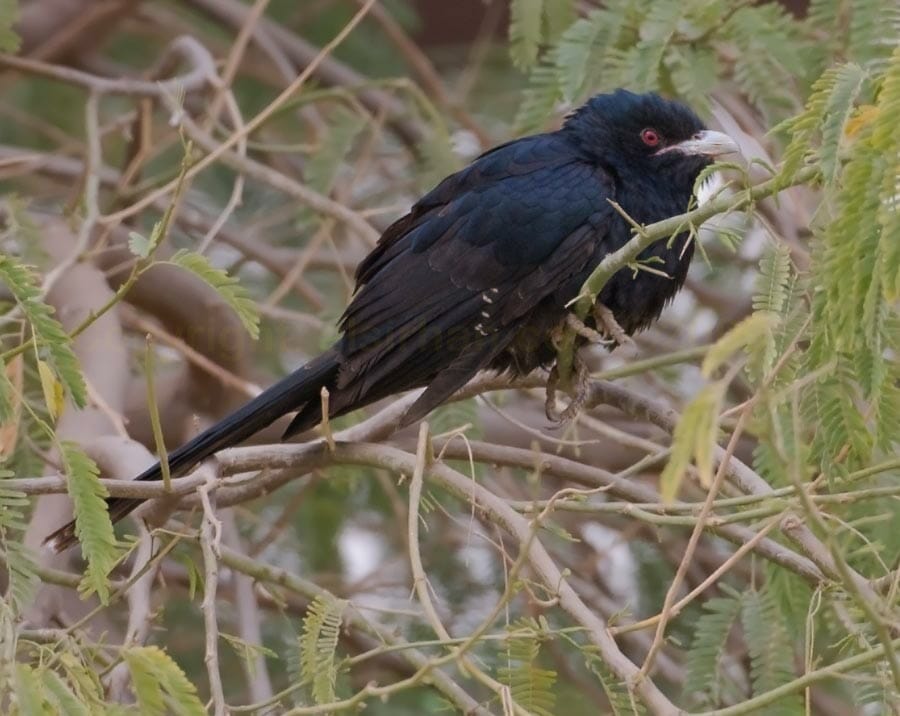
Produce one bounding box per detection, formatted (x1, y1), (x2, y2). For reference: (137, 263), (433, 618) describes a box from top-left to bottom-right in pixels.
(545, 365), (561, 421)
(593, 303), (635, 350)
(545, 355), (591, 423)
(566, 313), (614, 346)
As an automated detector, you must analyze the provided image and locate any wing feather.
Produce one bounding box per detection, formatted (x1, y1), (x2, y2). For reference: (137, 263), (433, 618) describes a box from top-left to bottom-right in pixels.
(333, 133), (615, 414)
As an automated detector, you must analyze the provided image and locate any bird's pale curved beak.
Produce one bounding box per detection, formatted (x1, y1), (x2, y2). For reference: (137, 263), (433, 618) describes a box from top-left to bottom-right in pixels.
(664, 130), (740, 157)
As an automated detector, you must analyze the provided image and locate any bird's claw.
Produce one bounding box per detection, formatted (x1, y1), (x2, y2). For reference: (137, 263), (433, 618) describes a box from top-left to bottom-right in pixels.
(545, 365), (561, 421)
(566, 313), (612, 345)
(545, 355), (591, 423)
(564, 305), (634, 353)
(593, 303), (635, 350)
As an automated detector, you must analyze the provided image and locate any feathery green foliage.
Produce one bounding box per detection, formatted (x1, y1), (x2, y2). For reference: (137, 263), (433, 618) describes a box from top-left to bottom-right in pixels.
(513, 0), (811, 132)
(498, 619), (557, 716)
(702, 312), (776, 378)
(0, 484), (39, 615)
(13, 663), (45, 716)
(749, 243), (795, 378)
(659, 381), (724, 501)
(0, 361), (15, 424)
(299, 593), (347, 705)
(0, 256), (86, 409)
(305, 108), (367, 196)
(167, 250), (261, 340)
(773, 49), (900, 481)
(778, 63), (868, 185)
(741, 589), (802, 715)
(0, 0), (19, 53)
(41, 669), (91, 716)
(763, 563), (815, 660)
(515, 62), (562, 133)
(123, 646), (206, 716)
(727, 4), (805, 121)
(60, 442), (119, 604)
(509, 0), (544, 69)
(684, 595), (743, 705)
(586, 650), (646, 715)
(415, 125), (462, 191)
(752, 244), (793, 317)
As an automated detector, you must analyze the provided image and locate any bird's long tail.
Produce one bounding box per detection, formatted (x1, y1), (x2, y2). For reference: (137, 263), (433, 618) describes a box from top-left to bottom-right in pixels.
(44, 349), (341, 553)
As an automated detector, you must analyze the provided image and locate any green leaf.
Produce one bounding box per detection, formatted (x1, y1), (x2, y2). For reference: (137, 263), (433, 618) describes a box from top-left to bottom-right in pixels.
(552, 4), (630, 102)
(124, 646), (206, 716)
(805, 371), (873, 475)
(0, 359), (16, 424)
(221, 632), (278, 678)
(61, 442), (119, 604)
(498, 618), (557, 716)
(14, 664), (47, 716)
(0, 0), (20, 53)
(873, 48), (900, 300)
(639, 0), (682, 42)
(168, 250), (260, 340)
(416, 127), (462, 192)
(660, 381), (725, 501)
(299, 594), (347, 705)
(727, 5), (803, 121)
(0, 487), (39, 615)
(848, 0), (893, 67)
(510, 0), (544, 69)
(586, 650), (646, 715)
(128, 654), (166, 716)
(750, 244), (796, 380)
(42, 669), (91, 716)
(554, 11), (604, 101)
(542, 0), (575, 40)
(127, 230), (152, 259)
(666, 45), (719, 114)
(684, 596), (743, 703)
(741, 589), (801, 716)
(702, 313), (777, 378)
(305, 108), (367, 195)
(818, 64), (867, 184)
(753, 244), (793, 316)
(57, 652), (107, 712)
(515, 62), (562, 133)
(874, 372), (900, 450)
(38, 359), (65, 420)
(0, 255), (87, 408)
(618, 40), (666, 93)
(765, 562), (813, 630)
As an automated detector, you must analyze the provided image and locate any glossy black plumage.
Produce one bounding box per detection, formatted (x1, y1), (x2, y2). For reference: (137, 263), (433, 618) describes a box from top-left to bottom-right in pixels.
(46, 90), (732, 551)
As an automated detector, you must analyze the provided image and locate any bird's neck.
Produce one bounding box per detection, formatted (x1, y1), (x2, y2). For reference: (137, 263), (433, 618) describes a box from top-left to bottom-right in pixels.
(614, 166), (698, 227)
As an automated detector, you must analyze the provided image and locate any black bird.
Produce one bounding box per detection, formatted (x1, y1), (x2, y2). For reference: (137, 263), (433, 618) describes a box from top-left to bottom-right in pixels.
(46, 90), (737, 551)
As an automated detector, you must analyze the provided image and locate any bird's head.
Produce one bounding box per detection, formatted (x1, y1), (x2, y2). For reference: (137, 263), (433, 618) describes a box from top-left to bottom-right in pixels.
(564, 90), (738, 194)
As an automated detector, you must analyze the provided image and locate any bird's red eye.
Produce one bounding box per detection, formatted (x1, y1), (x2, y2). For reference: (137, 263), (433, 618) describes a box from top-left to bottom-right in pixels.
(641, 128), (661, 147)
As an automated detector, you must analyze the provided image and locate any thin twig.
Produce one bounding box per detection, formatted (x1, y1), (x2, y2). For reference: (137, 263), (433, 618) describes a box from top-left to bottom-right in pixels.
(100, 0), (381, 246)
(638, 386), (752, 680)
(199, 468), (226, 716)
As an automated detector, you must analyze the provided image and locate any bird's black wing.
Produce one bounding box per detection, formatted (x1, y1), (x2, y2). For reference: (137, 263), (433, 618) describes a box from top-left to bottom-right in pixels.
(292, 133), (617, 432)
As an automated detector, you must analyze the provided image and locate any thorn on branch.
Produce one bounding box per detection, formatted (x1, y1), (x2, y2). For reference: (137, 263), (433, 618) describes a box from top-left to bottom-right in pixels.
(607, 199), (649, 238)
(319, 386), (336, 453)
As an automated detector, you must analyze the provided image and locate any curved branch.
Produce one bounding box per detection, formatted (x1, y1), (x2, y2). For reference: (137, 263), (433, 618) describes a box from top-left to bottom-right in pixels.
(0, 35), (218, 98)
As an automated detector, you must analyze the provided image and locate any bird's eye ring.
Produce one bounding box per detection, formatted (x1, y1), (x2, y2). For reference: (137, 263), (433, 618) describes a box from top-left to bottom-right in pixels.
(641, 128), (661, 147)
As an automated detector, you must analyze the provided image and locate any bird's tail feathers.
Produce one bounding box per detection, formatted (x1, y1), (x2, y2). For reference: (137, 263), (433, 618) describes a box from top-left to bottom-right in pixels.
(44, 349), (341, 553)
